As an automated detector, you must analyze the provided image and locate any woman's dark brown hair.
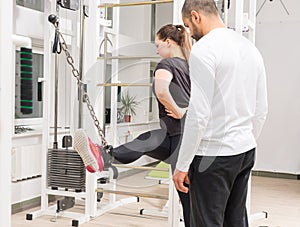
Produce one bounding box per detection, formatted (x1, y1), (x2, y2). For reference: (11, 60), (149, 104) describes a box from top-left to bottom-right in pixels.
(156, 24), (191, 61)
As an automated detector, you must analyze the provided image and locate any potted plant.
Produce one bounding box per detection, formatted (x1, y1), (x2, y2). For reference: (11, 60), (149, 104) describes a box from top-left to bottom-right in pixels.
(120, 92), (139, 122)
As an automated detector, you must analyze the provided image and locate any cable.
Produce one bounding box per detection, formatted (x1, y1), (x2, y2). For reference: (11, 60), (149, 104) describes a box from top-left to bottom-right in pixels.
(257, 0), (290, 17)
(279, 0), (290, 15)
(256, 0), (267, 16)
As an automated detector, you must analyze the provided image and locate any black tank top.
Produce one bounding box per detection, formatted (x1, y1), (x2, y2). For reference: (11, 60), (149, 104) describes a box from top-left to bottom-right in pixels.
(153, 57), (190, 136)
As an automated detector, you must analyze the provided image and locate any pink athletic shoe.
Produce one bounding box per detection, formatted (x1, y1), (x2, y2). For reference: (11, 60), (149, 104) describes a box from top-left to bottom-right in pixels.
(74, 129), (104, 173)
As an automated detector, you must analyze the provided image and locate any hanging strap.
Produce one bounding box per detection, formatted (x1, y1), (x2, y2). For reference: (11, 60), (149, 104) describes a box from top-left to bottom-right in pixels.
(52, 32), (62, 54)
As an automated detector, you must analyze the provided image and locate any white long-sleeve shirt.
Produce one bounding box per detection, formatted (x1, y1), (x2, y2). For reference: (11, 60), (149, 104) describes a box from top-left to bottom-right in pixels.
(176, 28), (268, 172)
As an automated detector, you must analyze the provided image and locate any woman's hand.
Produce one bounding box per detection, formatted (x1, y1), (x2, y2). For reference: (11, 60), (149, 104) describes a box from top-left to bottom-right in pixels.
(166, 107), (187, 119)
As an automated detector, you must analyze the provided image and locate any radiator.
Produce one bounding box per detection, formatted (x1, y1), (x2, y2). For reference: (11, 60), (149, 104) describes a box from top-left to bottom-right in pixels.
(11, 144), (42, 182)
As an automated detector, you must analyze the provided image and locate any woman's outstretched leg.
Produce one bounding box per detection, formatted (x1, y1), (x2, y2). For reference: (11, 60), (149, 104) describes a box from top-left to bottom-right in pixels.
(112, 129), (171, 164)
(74, 128), (171, 172)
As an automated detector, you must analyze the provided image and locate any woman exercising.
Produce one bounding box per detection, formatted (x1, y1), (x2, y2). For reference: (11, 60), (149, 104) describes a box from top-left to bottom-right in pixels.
(74, 24), (191, 226)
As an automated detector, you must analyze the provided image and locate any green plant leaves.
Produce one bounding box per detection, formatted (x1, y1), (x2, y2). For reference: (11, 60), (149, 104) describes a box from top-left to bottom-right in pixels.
(120, 92), (139, 116)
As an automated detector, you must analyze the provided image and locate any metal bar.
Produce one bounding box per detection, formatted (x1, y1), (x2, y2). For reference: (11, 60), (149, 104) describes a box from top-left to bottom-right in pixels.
(45, 189), (87, 198)
(98, 55), (160, 60)
(112, 164), (169, 171)
(98, 0), (173, 8)
(256, 0), (267, 17)
(250, 211), (268, 221)
(53, 43), (59, 149)
(140, 209), (168, 217)
(102, 32), (109, 136)
(223, 0), (229, 25)
(96, 188), (169, 200)
(151, 2), (156, 42)
(248, 0), (257, 43)
(53, 3), (60, 148)
(173, 0), (184, 24)
(279, 0), (290, 15)
(235, 0), (244, 35)
(78, 3), (86, 128)
(97, 83), (152, 87)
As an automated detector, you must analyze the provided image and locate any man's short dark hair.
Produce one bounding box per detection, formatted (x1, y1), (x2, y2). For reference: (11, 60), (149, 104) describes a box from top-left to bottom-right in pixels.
(182, 0), (219, 18)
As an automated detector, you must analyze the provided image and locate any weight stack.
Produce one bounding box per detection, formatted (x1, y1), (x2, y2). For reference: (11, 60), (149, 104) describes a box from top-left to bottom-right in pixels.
(20, 47), (33, 114)
(47, 149), (86, 191)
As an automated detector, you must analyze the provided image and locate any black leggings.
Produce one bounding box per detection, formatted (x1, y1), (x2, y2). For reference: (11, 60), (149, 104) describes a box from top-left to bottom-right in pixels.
(112, 129), (191, 227)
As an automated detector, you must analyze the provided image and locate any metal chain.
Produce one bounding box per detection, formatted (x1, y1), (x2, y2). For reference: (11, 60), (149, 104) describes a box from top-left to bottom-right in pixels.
(54, 25), (109, 148)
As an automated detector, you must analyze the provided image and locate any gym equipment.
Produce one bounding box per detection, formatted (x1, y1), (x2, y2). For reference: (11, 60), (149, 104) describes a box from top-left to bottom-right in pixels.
(48, 13), (111, 151)
(26, 3), (94, 226)
(47, 137), (86, 191)
(46, 7), (86, 217)
(57, 0), (80, 11)
(20, 47), (33, 114)
(47, 11), (86, 192)
(96, 188), (169, 200)
(98, 0), (173, 8)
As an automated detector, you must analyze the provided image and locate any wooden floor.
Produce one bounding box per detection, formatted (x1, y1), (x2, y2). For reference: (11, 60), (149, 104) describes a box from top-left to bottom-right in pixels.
(12, 173), (300, 227)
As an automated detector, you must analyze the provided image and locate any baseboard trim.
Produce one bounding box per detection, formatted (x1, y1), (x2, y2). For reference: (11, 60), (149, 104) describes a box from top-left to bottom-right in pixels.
(12, 195), (57, 214)
(252, 171), (300, 180)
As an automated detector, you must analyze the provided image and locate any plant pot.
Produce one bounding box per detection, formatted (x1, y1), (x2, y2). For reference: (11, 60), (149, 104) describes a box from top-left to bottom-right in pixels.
(124, 115), (131, 122)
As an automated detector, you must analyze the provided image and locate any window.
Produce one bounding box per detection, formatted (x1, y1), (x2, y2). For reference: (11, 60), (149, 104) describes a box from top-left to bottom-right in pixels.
(16, 0), (44, 12)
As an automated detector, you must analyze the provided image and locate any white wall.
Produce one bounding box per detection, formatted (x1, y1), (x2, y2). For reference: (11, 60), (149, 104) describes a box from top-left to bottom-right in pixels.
(253, 0), (300, 174)
(0, 0), (13, 225)
(14, 5), (44, 39)
(212, 0), (300, 174)
(156, 2), (173, 29)
(119, 1), (151, 42)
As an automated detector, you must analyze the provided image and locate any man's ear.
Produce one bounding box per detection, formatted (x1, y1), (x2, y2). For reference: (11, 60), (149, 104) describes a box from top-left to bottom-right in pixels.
(191, 10), (201, 24)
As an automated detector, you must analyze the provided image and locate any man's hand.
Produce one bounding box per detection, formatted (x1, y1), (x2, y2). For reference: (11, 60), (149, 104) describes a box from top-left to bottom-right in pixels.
(173, 168), (190, 193)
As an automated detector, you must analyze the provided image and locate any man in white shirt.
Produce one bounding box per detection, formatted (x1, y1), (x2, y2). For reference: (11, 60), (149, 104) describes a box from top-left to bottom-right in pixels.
(172, 0), (268, 226)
